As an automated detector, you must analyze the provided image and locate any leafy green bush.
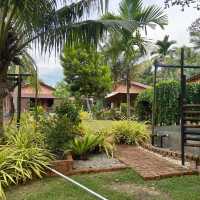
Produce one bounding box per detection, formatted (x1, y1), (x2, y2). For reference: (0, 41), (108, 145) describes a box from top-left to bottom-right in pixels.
(120, 103), (128, 118)
(55, 100), (81, 125)
(135, 89), (153, 122)
(79, 111), (92, 121)
(100, 108), (121, 120)
(111, 120), (150, 145)
(156, 80), (180, 125)
(39, 101), (82, 157)
(40, 115), (78, 157)
(1, 115), (53, 199)
(135, 80), (200, 125)
(94, 105), (135, 121)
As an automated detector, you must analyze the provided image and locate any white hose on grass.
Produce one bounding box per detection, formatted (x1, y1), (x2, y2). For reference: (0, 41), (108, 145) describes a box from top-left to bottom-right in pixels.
(46, 166), (109, 200)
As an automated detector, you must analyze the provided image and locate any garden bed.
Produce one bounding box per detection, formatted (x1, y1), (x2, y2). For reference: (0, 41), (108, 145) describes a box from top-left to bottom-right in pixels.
(73, 153), (125, 170)
(47, 153), (127, 177)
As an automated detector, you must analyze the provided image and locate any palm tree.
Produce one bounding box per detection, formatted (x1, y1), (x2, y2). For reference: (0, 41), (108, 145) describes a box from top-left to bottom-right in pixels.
(190, 18), (200, 49)
(156, 35), (176, 57)
(0, 0), (148, 136)
(102, 0), (168, 117)
(155, 35), (176, 79)
(190, 32), (200, 49)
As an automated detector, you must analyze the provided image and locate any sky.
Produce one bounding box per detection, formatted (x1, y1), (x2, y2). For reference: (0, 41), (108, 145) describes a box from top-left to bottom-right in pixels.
(30, 0), (200, 87)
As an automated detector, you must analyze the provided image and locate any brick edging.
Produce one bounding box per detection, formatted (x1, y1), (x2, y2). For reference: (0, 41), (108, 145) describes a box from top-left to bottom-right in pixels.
(66, 166), (129, 176)
(46, 154), (128, 177)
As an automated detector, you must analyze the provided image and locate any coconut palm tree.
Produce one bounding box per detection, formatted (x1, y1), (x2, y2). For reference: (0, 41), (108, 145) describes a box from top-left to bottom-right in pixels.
(189, 17), (200, 50)
(102, 0), (168, 117)
(156, 35), (176, 57)
(0, 0), (151, 136)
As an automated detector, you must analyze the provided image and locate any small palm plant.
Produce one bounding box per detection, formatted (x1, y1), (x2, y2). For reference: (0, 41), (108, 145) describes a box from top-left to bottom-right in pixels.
(69, 134), (101, 160)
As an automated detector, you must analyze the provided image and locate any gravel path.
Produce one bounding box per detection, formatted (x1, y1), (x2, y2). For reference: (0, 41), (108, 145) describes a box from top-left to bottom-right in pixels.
(73, 153), (126, 170)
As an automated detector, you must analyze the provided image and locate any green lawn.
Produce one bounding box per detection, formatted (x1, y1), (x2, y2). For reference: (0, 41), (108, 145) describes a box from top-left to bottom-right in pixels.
(82, 120), (114, 132)
(7, 169), (200, 200)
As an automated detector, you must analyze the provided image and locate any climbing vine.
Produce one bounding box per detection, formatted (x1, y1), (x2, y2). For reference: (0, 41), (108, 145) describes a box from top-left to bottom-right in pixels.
(135, 80), (200, 125)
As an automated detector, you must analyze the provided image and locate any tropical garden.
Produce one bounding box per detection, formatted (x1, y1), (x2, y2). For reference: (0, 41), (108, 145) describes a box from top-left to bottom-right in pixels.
(1, 0), (200, 200)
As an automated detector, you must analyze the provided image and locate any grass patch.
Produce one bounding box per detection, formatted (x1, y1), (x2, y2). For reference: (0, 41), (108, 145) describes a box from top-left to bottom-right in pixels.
(6, 169), (200, 200)
(82, 120), (114, 132)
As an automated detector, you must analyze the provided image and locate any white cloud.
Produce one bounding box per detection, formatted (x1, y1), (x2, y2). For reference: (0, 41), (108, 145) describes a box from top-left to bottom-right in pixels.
(30, 50), (63, 86)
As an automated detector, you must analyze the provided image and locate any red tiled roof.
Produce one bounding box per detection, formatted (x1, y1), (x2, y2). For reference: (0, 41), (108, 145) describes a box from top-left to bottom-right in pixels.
(106, 81), (150, 99)
(187, 73), (200, 83)
(14, 82), (56, 99)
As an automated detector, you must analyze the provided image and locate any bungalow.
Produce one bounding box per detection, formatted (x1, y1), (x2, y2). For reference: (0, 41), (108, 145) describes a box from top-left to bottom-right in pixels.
(105, 81), (150, 108)
(4, 82), (57, 116)
(187, 73), (200, 83)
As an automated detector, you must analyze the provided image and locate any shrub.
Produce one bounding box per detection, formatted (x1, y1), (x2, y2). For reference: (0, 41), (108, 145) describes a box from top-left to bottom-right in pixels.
(55, 100), (81, 125)
(80, 111), (92, 121)
(135, 89), (153, 122)
(111, 120), (150, 145)
(101, 108), (121, 120)
(119, 103), (134, 117)
(0, 115), (53, 199)
(39, 101), (82, 157)
(156, 80), (180, 125)
(120, 103), (128, 118)
(97, 129), (116, 158)
(69, 133), (100, 160)
(91, 100), (104, 119)
(135, 81), (200, 125)
(39, 115), (78, 158)
(5, 113), (45, 147)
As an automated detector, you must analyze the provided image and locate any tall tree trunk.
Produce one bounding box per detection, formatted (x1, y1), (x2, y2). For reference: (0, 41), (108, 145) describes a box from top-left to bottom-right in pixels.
(126, 68), (131, 118)
(0, 96), (3, 138)
(0, 65), (9, 138)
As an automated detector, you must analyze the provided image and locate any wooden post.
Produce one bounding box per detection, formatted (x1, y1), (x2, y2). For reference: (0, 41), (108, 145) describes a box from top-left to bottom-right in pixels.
(126, 67), (131, 118)
(180, 47), (185, 166)
(152, 62), (158, 144)
(35, 65), (38, 127)
(16, 74), (21, 129)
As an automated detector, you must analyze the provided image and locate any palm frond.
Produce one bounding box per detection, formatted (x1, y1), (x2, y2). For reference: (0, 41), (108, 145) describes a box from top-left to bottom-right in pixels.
(41, 19), (141, 53)
(118, 0), (168, 29)
(119, 0), (143, 19)
(139, 5), (168, 29)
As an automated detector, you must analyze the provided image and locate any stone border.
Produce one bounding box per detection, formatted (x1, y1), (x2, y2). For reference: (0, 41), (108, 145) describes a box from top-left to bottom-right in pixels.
(141, 143), (200, 167)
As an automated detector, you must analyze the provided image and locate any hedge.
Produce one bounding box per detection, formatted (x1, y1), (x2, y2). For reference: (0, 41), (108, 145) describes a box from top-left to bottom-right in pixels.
(135, 80), (200, 126)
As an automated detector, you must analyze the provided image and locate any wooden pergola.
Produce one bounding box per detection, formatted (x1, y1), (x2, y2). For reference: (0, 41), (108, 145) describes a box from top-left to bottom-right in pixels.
(152, 48), (200, 165)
